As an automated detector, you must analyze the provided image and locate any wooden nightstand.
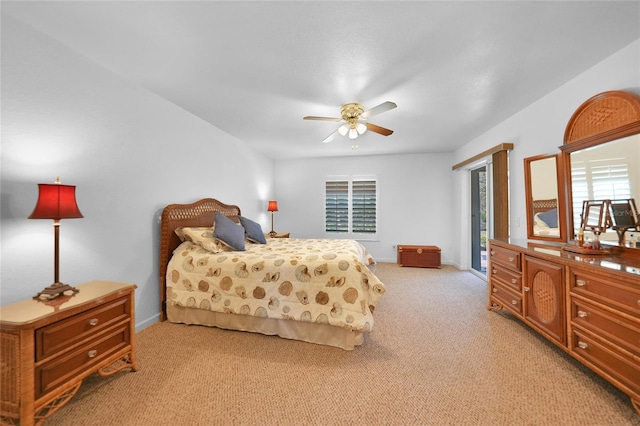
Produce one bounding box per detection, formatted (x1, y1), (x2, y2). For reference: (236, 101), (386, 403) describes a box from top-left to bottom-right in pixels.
(266, 232), (290, 238)
(0, 280), (139, 425)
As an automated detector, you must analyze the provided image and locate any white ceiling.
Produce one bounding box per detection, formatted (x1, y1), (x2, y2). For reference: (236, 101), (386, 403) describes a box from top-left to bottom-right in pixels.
(4, 1), (639, 160)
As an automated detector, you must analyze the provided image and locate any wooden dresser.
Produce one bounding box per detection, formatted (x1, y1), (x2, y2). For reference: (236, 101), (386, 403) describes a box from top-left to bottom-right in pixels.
(0, 281), (139, 425)
(488, 239), (640, 414)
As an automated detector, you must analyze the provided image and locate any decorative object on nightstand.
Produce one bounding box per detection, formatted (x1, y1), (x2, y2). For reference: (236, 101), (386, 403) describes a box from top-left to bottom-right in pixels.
(28, 177), (84, 299)
(267, 200), (279, 237)
(269, 232), (290, 238)
(0, 280), (139, 425)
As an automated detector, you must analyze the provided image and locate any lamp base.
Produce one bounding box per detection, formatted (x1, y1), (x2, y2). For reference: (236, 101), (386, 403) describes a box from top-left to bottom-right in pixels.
(34, 282), (80, 300)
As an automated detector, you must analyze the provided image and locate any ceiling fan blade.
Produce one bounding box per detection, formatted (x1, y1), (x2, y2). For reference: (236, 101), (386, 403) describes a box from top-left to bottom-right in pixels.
(361, 101), (397, 119)
(303, 116), (343, 122)
(366, 122), (394, 136)
(322, 129), (340, 143)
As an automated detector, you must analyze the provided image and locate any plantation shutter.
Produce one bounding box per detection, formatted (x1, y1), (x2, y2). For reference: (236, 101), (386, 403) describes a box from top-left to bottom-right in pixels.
(325, 181), (349, 232)
(591, 162), (631, 200)
(352, 180), (377, 233)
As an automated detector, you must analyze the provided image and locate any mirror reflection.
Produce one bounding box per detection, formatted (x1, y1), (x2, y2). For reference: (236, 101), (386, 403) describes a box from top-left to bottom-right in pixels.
(569, 134), (640, 243)
(525, 154), (565, 241)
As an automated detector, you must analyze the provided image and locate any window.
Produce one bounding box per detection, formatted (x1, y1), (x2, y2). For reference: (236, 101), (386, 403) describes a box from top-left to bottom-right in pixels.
(325, 177), (377, 235)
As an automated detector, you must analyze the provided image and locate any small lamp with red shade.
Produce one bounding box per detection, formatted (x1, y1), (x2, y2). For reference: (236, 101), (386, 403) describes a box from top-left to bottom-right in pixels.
(267, 200), (278, 237)
(29, 177), (83, 299)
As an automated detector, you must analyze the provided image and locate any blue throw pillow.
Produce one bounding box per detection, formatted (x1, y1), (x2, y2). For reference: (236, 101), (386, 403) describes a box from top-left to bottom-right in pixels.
(213, 213), (245, 251)
(239, 216), (267, 244)
(537, 208), (558, 228)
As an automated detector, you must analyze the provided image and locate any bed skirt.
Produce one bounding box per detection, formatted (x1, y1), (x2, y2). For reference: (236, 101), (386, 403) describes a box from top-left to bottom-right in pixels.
(167, 303), (364, 350)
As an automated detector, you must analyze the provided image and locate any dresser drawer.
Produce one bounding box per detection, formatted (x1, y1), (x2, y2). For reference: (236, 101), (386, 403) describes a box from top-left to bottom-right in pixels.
(490, 263), (522, 292)
(571, 330), (640, 396)
(35, 324), (130, 399)
(571, 298), (640, 357)
(570, 270), (640, 317)
(36, 296), (131, 362)
(488, 244), (521, 271)
(490, 283), (522, 315)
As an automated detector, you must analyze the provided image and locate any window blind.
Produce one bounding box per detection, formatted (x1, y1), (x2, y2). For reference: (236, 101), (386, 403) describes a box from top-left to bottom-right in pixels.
(325, 181), (349, 232)
(352, 180), (377, 233)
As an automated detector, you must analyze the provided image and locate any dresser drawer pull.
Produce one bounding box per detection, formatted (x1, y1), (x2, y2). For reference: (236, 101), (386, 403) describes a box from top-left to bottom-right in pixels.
(492, 287), (498, 293)
(577, 310), (588, 318)
(511, 300), (518, 305)
(88, 350), (98, 358)
(88, 318), (99, 326)
(511, 278), (517, 284)
(523, 286), (530, 292)
(492, 269), (497, 275)
(490, 251), (495, 256)
(508, 256), (514, 262)
(577, 341), (588, 350)
(576, 279), (586, 287)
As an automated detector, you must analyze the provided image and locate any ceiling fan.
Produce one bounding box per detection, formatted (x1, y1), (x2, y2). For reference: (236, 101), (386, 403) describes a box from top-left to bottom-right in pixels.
(303, 101), (397, 143)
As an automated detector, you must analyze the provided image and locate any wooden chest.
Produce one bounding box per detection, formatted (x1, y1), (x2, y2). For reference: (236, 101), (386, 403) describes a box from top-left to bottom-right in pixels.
(397, 245), (441, 268)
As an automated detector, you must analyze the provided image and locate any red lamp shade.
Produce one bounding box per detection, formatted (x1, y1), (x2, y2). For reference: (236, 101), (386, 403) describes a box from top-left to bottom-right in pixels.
(267, 200), (278, 212)
(29, 183), (83, 220)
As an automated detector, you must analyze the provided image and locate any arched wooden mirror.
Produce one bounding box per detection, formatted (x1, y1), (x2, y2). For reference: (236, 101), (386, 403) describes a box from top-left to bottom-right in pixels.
(561, 90), (640, 251)
(524, 153), (567, 241)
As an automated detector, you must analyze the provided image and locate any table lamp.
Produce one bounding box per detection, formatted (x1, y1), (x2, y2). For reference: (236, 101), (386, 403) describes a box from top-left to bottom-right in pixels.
(267, 200), (278, 237)
(29, 177), (83, 299)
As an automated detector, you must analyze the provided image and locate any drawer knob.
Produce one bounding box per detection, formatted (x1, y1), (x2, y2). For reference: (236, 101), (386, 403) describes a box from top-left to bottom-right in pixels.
(417, 248), (423, 254)
(511, 300), (517, 305)
(577, 310), (588, 318)
(88, 350), (98, 358)
(508, 256), (514, 262)
(490, 251), (495, 256)
(492, 288), (498, 293)
(523, 286), (530, 292)
(89, 318), (99, 326)
(578, 341), (588, 350)
(492, 269), (497, 275)
(576, 279), (586, 287)
(511, 278), (517, 284)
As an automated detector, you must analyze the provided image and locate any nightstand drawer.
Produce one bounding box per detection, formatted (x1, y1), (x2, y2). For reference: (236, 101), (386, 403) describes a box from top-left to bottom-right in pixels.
(36, 295), (131, 361)
(35, 324), (130, 399)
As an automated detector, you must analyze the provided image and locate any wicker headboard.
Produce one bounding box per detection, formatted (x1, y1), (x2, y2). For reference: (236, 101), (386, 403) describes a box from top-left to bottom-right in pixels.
(532, 198), (557, 215)
(159, 198), (241, 321)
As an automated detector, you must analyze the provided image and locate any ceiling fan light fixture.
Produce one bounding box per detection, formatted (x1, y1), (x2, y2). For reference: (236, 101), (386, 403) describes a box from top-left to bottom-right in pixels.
(356, 122), (367, 135)
(348, 128), (358, 139)
(338, 123), (349, 136)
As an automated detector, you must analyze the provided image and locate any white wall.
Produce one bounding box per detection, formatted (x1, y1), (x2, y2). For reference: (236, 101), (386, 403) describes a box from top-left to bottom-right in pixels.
(0, 16), (275, 329)
(450, 39), (640, 269)
(274, 152), (454, 264)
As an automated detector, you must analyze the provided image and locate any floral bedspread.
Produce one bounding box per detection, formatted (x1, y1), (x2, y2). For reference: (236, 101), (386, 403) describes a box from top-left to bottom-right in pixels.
(167, 238), (386, 332)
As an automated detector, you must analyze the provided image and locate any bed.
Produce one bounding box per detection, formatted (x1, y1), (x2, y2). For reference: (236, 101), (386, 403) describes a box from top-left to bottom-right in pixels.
(159, 198), (386, 350)
(532, 198), (560, 237)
